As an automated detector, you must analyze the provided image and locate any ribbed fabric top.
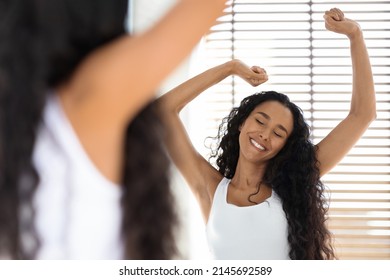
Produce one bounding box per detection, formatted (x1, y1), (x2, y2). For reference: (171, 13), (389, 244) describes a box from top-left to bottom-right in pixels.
(206, 177), (290, 259)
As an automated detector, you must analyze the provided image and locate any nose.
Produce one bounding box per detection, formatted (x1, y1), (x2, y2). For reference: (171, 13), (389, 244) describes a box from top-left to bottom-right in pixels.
(259, 130), (270, 141)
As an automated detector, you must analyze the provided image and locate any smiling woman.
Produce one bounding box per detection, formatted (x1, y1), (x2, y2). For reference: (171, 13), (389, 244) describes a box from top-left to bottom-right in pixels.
(196, 0), (390, 260)
(157, 8), (376, 260)
(239, 101), (294, 165)
(158, 58), (336, 259)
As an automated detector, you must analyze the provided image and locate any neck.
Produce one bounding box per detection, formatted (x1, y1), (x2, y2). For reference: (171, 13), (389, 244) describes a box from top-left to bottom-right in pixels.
(231, 157), (267, 190)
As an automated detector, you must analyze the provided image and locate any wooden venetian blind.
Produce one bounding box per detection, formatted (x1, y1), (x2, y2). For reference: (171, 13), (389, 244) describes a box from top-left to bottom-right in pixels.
(192, 0), (390, 259)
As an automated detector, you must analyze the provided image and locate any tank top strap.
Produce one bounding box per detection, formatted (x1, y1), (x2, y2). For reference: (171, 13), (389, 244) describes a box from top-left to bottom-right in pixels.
(214, 177), (230, 204)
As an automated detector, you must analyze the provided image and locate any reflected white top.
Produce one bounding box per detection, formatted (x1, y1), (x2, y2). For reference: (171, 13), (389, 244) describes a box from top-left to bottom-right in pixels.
(206, 177), (290, 260)
(32, 94), (123, 259)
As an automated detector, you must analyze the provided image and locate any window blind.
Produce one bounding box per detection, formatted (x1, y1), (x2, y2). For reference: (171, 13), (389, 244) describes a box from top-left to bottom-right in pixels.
(192, 0), (390, 259)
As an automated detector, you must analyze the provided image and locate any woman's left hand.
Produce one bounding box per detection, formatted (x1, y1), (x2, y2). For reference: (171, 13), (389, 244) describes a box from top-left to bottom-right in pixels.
(323, 8), (362, 40)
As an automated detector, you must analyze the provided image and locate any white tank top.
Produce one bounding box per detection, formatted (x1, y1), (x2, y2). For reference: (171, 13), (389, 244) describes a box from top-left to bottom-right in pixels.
(206, 177), (290, 259)
(32, 94), (123, 259)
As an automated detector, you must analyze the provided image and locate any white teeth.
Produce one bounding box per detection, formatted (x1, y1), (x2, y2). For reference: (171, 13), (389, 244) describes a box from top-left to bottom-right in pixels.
(250, 139), (265, 151)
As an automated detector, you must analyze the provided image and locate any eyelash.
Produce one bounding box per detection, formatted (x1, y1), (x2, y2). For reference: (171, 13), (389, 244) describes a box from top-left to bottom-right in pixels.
(256, 119), (283, 138)
(256, 119), (264, 125)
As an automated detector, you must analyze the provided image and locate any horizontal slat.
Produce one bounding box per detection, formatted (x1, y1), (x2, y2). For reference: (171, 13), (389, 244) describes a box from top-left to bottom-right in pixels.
(331, 199), (390, 203)
(329, 208), (390, 212)
(335, 253), (390, 259)
(328, 190), (390, 194)
(329, 225), (390, 230)
(329, 216), (390, 221)
(332, 234), (390, 239)
(337, 244), (390, 249)
(335, 163), (390, 167)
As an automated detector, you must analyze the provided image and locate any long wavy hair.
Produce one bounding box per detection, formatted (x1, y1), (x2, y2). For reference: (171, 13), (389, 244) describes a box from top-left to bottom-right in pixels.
(0, 0), (176, 259)
(210, 91), (335, 259)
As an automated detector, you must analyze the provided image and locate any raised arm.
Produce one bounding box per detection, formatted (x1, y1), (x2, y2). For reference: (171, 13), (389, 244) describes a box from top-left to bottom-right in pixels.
(158, 60), (267, 220)
(316, 8), (376, 177)
(59, 0), (228, 183)
(65, 0), (229, 123)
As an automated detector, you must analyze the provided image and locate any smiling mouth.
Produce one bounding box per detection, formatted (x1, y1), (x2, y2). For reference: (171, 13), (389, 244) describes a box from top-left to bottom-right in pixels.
(250, 139), (266, 151)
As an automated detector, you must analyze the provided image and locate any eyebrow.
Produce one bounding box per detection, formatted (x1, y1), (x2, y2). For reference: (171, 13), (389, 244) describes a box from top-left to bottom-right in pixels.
(256, 112), (289, 135)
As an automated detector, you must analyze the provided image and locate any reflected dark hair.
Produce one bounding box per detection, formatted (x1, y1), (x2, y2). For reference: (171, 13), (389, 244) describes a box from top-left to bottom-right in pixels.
(0, 0), (176, 259)
(122, 101), (177, 259)
(210, 91), (335, 259)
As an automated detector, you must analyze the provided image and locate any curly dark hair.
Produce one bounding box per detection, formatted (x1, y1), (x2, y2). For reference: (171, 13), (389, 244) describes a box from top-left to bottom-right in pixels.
(0, 0), (176, 259)
(210, 91), (335, 259)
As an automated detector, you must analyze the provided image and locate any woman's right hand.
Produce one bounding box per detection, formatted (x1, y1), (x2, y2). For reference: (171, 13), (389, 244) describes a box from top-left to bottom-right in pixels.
(230, 59), (268, 87)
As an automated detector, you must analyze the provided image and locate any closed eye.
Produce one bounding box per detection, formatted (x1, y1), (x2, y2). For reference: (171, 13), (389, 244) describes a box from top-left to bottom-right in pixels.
(256, 119), (264, 125)
(274, 131), (283, 138)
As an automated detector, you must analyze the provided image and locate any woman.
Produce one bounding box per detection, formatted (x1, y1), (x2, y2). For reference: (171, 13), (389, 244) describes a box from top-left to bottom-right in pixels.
(158, 8), (376, 259)
(0, 0), (227, 259)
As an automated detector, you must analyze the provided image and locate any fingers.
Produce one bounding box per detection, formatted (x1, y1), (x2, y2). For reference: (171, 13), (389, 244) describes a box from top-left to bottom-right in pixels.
(250, 79), (267, 87)
(323, 8), (345, 32)
(251, 66), (267, 75)
(322, 7), (360, 38)
(235, 63), (267, 86)
(324, 8), (344, 22)
(323, 15), (335, 31)
(324, 8), (344, 21)
(251, 66), (260, 73)
(249, 66), (268, 86)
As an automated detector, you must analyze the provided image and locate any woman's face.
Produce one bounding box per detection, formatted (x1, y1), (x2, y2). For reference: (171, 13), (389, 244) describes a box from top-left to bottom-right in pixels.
(238, 101), (294, 164)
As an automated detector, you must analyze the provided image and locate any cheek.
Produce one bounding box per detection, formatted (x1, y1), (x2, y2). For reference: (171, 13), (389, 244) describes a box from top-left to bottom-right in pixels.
(238, 131), (246, 147)
(273, 138), (288, 153)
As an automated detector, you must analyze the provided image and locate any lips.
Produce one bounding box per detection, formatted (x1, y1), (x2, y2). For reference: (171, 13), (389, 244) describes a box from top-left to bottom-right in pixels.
(250, 138), (266, 151)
